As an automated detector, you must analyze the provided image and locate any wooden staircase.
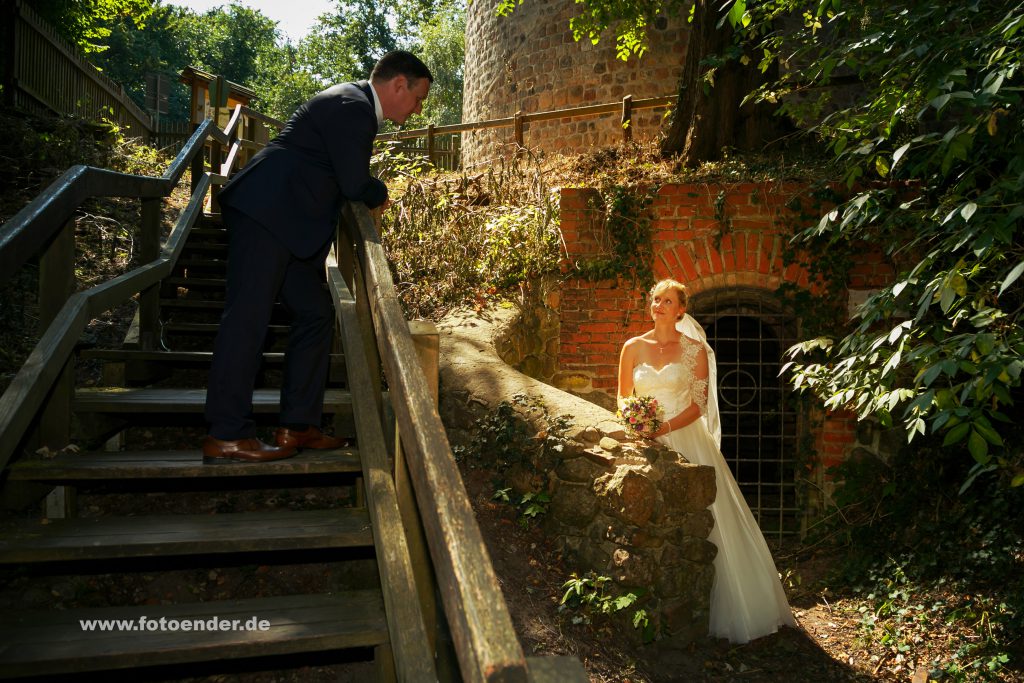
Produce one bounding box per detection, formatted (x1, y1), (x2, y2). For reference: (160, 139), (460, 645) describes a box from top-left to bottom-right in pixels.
(0, 108), (587, 682)
(0, 213), (418, 679)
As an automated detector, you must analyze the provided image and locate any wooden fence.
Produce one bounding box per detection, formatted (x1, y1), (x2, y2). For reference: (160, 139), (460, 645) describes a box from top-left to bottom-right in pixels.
(152, 120), (195, 153)
(2, 0), (155, 140)
(377, 93), (675, 170)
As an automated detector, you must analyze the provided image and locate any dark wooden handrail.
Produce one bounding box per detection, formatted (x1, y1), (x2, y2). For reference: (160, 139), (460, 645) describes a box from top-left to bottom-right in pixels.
(0, 173), (210, 473)
(336, 203), (530, 683)
(0, 119), (213, 288)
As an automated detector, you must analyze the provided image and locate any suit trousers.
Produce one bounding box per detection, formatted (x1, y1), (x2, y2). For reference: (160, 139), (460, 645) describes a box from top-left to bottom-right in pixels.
(204, 207), (334, 440)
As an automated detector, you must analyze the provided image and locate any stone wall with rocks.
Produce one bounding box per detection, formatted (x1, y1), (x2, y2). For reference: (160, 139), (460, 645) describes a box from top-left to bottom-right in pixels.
(439, 305), (717, 642)
(461, 0), (688, 168)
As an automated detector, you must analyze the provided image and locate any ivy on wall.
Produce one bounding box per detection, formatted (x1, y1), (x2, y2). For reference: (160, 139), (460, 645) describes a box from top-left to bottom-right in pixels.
(571, 184), (657, 291)
(775, 186), (855, 339)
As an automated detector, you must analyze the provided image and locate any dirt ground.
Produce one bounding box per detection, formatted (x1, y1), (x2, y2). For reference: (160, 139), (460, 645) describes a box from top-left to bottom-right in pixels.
(458, 465), (883, 683)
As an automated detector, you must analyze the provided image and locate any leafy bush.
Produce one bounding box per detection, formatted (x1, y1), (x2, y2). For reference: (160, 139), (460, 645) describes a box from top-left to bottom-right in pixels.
(817, 436), (1024, 680)
(375, 147), (561, 320)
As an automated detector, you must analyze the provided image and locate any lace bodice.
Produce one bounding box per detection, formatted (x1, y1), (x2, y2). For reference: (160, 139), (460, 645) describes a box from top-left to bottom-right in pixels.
(632, 338), (708, 418)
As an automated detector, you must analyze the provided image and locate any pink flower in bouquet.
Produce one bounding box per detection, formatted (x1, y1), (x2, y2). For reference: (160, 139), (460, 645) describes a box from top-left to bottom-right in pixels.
(617, 395), (663, 438)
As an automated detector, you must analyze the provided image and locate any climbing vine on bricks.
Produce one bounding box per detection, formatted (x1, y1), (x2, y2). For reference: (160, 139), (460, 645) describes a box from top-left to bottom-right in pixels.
(572, 185), (657, 290)
(775, 188), (854, 339)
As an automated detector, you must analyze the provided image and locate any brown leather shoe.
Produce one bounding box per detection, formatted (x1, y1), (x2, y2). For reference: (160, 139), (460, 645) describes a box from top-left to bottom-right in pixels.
(275, 426), (347, 450)
(202, 436), (297, 463)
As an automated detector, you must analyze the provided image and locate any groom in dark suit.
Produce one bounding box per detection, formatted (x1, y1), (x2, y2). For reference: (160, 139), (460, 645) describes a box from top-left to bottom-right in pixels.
(202, 51), (432, 462)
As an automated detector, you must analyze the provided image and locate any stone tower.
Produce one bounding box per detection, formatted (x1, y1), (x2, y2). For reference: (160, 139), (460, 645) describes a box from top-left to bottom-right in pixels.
(461, 0), (691, 168)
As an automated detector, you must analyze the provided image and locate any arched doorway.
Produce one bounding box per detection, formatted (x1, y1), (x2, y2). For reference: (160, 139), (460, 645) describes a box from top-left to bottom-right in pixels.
(690, 289), (800, 538)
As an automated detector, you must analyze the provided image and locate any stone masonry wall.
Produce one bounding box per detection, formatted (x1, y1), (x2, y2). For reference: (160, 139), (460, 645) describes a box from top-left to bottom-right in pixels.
(438, 305), (717, 643)
(462, 0), (689, 168)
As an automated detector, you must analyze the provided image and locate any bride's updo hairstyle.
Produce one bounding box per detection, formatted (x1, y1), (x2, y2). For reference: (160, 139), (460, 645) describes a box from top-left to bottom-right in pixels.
(649, 278), (689, 319)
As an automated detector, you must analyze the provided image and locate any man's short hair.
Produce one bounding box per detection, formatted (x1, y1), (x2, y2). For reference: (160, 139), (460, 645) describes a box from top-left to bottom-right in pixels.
(371, 51), (434, 84)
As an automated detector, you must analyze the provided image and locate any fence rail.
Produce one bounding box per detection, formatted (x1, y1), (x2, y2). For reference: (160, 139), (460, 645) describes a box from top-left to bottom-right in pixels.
(377, 94), (675, 169)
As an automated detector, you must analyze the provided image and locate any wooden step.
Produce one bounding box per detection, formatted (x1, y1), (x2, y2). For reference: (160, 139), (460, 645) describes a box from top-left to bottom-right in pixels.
(0, 508), (373, 563)
(162, 322), (290, 336)
(165, 276), (226, 289)
(0, 591), (387, 678)
(73, 388), (352, 414)
(7, 449), (360, 481)
(176, 257), (227, 270)
(181, 242), (227, 255)
(187, 227), (227, 240)
(159, 298), (288, 314)
(160, 298), (231, 310)
(78, 350), (348, 384)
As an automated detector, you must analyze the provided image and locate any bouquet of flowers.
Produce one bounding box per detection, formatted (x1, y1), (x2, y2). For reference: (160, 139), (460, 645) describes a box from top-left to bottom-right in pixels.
(617, 394), (664, 438)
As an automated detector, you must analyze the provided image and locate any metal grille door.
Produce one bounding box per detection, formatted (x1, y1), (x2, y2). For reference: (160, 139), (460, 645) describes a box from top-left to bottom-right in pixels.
(692, 290), (800, 538)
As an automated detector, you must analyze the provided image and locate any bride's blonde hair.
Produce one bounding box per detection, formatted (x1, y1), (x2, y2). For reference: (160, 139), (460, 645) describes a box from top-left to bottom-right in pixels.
(649, 278), (689, 313)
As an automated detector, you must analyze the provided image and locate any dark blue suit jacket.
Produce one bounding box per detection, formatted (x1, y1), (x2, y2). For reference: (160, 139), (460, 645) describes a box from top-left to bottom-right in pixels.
(218, 81), (387, 259)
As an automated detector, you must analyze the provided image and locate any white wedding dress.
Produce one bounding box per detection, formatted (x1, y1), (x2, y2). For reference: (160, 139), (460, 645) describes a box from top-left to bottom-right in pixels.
(632, 315), (796, 643)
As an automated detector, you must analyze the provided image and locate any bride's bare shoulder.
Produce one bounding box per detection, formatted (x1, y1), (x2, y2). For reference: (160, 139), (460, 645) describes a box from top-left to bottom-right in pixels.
(623, 332), (654, 348)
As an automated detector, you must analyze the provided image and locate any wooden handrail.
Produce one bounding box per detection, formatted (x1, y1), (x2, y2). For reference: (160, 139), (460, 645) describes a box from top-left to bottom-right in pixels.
(0, 174), (210, 473)
(326, 263), (437, 681)
(0, 120), (214, 288)
(338, 202), (529, 683)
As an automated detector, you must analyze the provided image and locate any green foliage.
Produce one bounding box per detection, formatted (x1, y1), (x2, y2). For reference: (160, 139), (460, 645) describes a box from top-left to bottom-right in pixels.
(767, 0), (1024, 486)
(406, 0), (465, 126)
(493, 487), (552, 527)
(462, 392), (572, 470)
(50, 0), (464, 126)
(27, 0), (153, 55)
(559, 572), (654, 640)
(822, 443), (1024, 681)
(182, 3), (281, 88)
(299, 0), (397, 87)
(378, 149), (560, 320)
(279, 0), (464, 125)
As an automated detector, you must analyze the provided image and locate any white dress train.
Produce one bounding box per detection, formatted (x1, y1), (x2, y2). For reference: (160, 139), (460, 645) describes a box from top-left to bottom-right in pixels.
(633, 315), (796, 643)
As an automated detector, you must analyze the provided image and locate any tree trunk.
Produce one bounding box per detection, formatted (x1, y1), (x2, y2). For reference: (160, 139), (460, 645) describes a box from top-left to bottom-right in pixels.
(662, 0), (784, 164)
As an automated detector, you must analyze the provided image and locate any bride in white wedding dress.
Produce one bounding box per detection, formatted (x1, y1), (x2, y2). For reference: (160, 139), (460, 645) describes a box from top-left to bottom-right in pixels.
(617, 279), (796, 644)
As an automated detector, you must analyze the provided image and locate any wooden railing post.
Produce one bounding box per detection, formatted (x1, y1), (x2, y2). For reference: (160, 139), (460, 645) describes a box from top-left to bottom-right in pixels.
(426, 123), (436, 167)
(209, 75), (226, 212)
(621, 94), (633, 144)
(394, 320), (452, 676)
(138, 197), (161, 351)
(513, 110), (524, 151)
(37, 219), (76, 517)
(2, 0), (18, 109)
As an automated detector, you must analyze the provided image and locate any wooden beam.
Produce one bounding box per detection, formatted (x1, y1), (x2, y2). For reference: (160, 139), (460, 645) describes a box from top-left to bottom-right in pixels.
(342, 201), (529, 683)
(327, 266), (436, 682)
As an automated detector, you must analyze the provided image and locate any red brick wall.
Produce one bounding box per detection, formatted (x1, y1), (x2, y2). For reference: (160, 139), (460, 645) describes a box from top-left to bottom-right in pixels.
(557, 182), (895, 465)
